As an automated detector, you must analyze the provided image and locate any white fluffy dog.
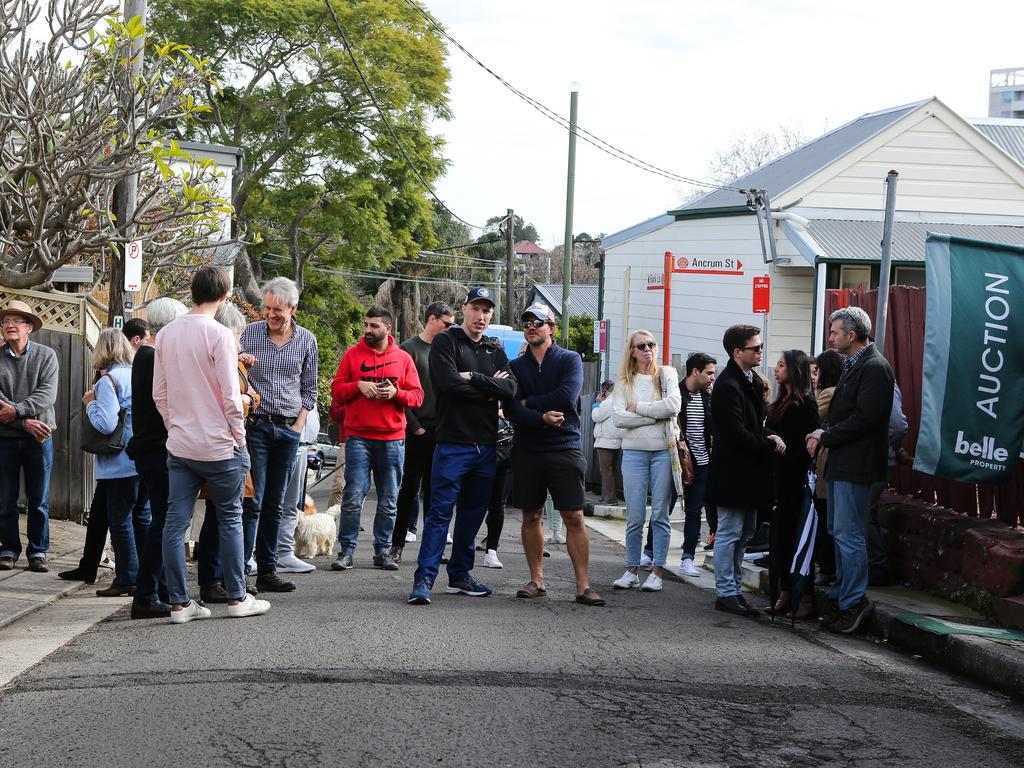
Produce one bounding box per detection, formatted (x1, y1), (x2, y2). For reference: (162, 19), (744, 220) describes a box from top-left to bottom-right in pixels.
(294, 498), (341, 559)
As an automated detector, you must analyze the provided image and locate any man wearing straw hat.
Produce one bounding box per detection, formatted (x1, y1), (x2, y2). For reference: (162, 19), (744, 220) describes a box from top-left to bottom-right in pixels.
(0, 300), (59, 572)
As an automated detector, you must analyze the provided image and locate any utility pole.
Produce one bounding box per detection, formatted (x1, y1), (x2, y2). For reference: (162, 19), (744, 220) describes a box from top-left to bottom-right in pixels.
(505, 208), (514, 324)
(876, 170), (899, 356)
(108, 0), (147, 326)
(561, 82), (579, 342)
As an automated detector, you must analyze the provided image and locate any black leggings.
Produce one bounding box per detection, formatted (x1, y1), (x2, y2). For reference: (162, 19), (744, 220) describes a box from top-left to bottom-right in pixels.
(484, 462), (510, 551)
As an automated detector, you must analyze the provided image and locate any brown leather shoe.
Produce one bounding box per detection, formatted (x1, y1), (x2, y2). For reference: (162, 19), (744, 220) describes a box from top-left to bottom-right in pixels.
(0, 557), (14, 570)
(96, 584), (135, 597)
(28, 558), (49, 573)
(575, 588), (605, 606)
(790, 595), (817, 620)
(516, 581), (547, 599)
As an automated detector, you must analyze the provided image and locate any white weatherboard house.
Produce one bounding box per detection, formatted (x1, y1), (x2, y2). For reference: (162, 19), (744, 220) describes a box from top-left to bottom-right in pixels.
(601, 98), (1024, 371)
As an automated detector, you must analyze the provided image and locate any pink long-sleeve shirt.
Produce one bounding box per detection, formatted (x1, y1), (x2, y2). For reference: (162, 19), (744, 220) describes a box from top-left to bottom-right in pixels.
(153, 312), (245, 461)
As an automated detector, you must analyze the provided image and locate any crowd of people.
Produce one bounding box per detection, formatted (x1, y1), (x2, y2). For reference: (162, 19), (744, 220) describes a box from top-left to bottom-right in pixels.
(0, 269), (897, 632)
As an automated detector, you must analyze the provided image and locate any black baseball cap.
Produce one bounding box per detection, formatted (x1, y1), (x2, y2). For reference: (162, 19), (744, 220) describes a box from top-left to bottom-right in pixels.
(464, 287), (495, 306)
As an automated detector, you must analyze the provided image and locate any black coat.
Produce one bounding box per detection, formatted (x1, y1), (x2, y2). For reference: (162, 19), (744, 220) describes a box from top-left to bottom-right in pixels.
(765, 394), (819, 504)
(822, 344), (894, 484)
(708, 360), (778, 509)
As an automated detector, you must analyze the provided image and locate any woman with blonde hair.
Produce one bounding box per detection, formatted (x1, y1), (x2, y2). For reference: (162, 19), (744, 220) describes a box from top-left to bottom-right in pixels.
(84, 328), (144, 596)
(611, 329), (681, 592)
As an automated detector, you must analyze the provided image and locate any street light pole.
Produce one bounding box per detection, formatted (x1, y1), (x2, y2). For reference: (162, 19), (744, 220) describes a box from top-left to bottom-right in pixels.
(561, 82), (579, 342)
(108, 0), (147, 326)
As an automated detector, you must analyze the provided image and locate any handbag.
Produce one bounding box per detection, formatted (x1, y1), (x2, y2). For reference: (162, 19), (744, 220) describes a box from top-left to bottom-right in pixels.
(660, 368), (686, 495)
(496, 416), (514, 467)
(81, 374), (128, 456)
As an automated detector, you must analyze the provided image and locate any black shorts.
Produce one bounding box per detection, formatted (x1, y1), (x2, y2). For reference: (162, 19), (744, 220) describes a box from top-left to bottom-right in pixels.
(511, 448), (586, 511)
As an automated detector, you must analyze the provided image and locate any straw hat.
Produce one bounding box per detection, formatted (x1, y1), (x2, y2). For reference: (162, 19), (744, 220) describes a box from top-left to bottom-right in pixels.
(1, 299), (43, 332)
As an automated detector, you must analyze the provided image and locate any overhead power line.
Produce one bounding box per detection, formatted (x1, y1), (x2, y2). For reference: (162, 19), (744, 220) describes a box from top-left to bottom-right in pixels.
(402, 0), (744, 194)
(322, 0), (487, 230)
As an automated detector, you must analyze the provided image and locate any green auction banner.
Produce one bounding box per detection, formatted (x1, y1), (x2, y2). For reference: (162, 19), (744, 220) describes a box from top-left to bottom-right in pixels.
(916, 233), (1024, 483)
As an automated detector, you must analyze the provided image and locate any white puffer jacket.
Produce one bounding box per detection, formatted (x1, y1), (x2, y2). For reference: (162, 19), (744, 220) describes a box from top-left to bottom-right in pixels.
(592, 397), (624, 449)
(612, 367), (682, 452)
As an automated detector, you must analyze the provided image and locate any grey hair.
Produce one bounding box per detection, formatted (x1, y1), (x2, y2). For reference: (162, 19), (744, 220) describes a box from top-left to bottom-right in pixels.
(261, 276), (299, 308)
(215, 302), (247, 333)
(829, 306), (872, 342)
(146, 297), (188, 332)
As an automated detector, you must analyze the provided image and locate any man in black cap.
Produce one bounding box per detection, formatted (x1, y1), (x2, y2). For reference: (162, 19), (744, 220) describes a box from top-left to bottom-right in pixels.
(408, 287), (516, 605)
(505, 303), (604, 606)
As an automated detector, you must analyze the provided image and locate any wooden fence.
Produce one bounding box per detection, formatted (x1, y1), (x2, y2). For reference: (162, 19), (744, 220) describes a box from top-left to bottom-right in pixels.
(825, 286), (1023, 527)
(1, 287), (99, 521)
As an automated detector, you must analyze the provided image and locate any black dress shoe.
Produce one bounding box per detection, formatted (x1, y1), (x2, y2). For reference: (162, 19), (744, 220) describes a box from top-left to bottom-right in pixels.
(96, 584), (135, 597)
(735, 594), (759, 615)
(199, 584), (229, 604)
(58, 567), (96, 583)
(28, 558), (49, 572)
(246, 583), (258, 596)
(715, 595), (756, 616)
(256, 572), (296, 592)
(130, 600), (172, 619)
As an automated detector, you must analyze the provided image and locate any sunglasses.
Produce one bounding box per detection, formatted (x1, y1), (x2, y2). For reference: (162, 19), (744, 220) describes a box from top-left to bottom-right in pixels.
(522, 319), (549, 329)
(441, 320), (454, 328)
(633, 341), (657, 351)
(741, 344), (764, 353)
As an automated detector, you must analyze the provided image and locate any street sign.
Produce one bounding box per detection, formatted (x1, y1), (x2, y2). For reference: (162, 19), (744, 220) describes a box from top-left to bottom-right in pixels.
(753, 275), (770, 314)
(673, 256), (744, 276)
(646, 273), (664, 291)
(112, 315), (124, 330)
(124, 239), (142, 291)
(123, 297), (134, 312)
(593, 319), (608, 353)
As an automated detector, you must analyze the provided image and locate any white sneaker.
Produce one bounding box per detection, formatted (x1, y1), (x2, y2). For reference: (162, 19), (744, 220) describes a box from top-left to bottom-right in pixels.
(227, 593), (271, 618)
(276, 554), (316, 574)
(554, 529), (566, 545)
(446, 533), (453, 545)
(405, 531), (417, 543)
(246, 557), (257, 574)
(482, 549), (503, 569)
(639, 552), (653, 569)
(170, 600), (212, 624)
(613, 570), (640, 590)
(641, 573), (664, 592)
(543, 530), (554, 543)
(99, 551), (115, 570)
(680, 558), (701, 577)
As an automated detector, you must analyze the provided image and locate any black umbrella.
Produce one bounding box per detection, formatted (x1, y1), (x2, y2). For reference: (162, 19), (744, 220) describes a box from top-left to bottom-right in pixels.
(787, 471), (819, 628)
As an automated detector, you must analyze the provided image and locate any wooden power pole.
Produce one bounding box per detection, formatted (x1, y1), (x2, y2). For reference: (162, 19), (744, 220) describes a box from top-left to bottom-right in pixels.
(505, 208), (514, 323)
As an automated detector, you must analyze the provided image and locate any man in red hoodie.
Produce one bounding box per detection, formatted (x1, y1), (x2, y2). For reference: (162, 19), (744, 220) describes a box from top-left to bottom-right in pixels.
(330, 306), (423, 571)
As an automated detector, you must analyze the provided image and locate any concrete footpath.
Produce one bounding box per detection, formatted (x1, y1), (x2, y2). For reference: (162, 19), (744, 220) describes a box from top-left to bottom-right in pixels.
(586, 497), (1024, 700)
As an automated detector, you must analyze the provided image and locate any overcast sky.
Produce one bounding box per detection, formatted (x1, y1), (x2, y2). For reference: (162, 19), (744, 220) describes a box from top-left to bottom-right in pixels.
(425, 0), (1024, 246)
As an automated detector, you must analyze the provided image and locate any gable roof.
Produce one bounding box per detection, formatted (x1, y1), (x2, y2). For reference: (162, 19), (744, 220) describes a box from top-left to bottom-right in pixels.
(970, 118), (1024, 166)
(669, 100), (931, 218)
(514, 240), (547, 256)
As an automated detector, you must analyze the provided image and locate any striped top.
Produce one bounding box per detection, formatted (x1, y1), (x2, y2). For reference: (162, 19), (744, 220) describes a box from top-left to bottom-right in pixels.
(684, 393), (709, 466)
(240, 320), (319, 418)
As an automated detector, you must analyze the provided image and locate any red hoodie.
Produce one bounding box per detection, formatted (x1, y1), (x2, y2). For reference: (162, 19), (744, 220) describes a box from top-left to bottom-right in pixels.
(331, 336), (424, 440)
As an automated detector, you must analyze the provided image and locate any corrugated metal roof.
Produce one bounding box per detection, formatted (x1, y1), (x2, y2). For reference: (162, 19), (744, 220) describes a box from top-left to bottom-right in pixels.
(530, 283), (599, 319)
(806, 219), (1024, 263)
(601, 212), (674, 249)
(970, 119), (1024, 166)
(671, 100), (930, 216)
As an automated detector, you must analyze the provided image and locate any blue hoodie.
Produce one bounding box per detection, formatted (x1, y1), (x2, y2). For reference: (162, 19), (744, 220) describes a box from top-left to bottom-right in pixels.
(505, 342), (583, 452)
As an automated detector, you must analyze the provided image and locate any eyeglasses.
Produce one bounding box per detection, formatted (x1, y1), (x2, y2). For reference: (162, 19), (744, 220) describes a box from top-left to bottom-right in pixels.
(741, 344), (764, 353)
(441, 320), (454, 328)
(522, 319), (548, 329)
(633, 341), (656, 351)
(1, 318), (28, 327)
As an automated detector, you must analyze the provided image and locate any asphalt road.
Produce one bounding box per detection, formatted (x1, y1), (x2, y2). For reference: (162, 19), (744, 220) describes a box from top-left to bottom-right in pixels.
(1, 478), (1023, 767)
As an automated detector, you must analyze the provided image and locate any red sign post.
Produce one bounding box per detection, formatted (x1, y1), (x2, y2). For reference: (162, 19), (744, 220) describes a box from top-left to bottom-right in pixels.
(753, 276), (770, 314)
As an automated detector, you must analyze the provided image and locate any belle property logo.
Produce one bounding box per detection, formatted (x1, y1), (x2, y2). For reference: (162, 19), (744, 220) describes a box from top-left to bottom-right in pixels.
(954, 431), (1010, 470)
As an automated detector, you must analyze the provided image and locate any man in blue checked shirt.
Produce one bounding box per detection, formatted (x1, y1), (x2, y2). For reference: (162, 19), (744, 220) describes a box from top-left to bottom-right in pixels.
(240, 277), (319, 594)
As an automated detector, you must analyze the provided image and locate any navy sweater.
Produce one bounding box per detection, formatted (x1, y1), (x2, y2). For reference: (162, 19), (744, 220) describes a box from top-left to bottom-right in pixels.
(505, 342), (583, 452)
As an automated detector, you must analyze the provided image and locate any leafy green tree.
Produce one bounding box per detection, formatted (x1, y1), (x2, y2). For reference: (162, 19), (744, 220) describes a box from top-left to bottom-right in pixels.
(149, 0), (452, 303)
(565, 314), (598, 362)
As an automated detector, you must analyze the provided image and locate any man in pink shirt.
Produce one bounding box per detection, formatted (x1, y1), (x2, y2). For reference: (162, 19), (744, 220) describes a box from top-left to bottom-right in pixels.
(154, 266), (270, 624)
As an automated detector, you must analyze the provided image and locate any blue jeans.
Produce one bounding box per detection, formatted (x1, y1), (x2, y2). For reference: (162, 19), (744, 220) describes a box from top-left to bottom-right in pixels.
(132, 449), (170, 606)
(337, 436), (405, 557)
(414, 442), (495, 588)
(0, 435), (53, 561)
(714, 506), (758, 597)
(243, 420), (300, 574)
(827, 480), (871, 610)
(622, 449), (672, 567)
(164, 450), (249, 605)
(101, 476), (144, 588)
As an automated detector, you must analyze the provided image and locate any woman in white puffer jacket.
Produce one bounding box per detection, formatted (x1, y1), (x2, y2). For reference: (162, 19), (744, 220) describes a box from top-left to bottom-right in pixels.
(611, 330), (681, 592)
(591, 380), (624, 504)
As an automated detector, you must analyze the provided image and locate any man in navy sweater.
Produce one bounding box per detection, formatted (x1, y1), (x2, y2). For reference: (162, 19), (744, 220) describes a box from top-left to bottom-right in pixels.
(505, 304), (604, 606)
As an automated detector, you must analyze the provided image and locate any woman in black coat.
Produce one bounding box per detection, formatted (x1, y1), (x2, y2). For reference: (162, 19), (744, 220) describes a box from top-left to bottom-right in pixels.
(765, 349), (819, 617)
